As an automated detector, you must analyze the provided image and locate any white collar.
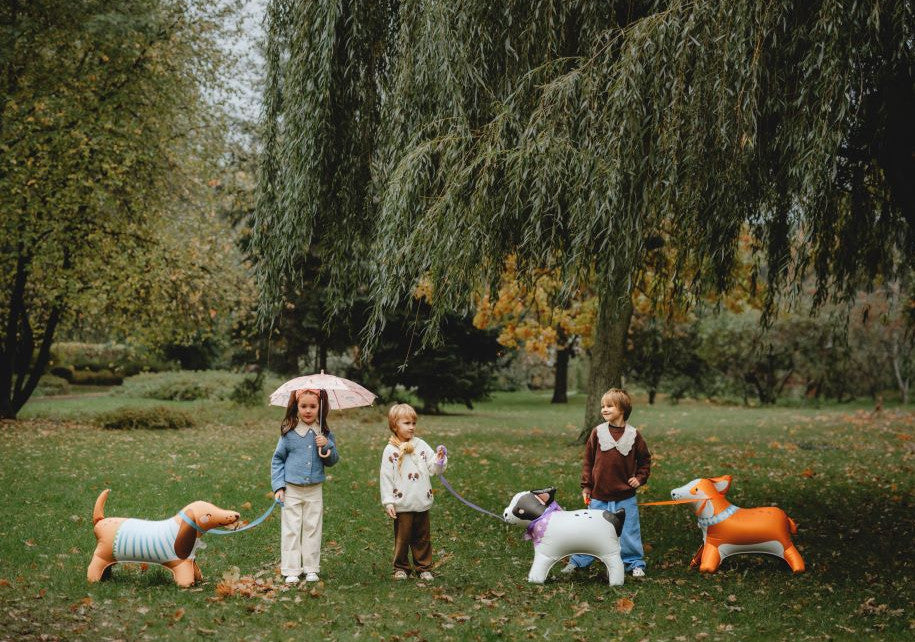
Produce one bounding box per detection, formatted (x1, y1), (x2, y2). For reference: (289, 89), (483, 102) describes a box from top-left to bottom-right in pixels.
(294, 422), (318, 436)
(596, 423), (636, 455)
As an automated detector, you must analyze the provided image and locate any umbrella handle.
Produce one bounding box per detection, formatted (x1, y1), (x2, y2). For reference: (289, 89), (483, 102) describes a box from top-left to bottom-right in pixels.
(318, 446), (331, 458)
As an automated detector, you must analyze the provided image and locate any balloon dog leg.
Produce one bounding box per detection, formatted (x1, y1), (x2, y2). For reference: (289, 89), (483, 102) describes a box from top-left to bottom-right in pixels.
(598, 553), (625, 586)
(527, 551), (557, 584)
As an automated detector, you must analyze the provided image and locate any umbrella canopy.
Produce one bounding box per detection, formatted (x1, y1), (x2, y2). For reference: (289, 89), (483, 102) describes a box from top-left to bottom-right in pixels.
(268, 371), (376, 409)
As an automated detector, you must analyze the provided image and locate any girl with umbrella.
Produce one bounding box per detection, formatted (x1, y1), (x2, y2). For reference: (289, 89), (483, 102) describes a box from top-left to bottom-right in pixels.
(270, 388), (338, 583)
(268, 373), (376, 584)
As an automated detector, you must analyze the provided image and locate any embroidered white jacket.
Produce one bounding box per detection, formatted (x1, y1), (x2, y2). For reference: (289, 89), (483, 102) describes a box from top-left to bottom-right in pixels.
(380, 437), (447, 513)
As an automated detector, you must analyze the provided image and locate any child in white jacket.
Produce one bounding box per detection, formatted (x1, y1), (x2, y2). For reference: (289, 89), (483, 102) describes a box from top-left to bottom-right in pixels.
(380, 403), (448, 580)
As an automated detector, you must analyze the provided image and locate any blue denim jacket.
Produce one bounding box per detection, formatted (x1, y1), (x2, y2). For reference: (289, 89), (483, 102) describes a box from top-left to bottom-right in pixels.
(271, 428), (339, 491)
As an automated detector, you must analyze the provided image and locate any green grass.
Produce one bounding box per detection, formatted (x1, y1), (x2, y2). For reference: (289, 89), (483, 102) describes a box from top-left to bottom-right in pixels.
(2, 390), (913, 641)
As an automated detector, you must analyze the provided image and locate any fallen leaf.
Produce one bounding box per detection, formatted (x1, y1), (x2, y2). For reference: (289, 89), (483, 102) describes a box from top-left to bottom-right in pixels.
(615, 597), (635, 614)
(173, 608), (185, 621)
(572, 602), (591, 618)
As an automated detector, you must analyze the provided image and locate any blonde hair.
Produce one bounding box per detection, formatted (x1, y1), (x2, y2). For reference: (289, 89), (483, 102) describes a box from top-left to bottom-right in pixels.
(601, 388), (632, 421)
(387, 403), (417, 435)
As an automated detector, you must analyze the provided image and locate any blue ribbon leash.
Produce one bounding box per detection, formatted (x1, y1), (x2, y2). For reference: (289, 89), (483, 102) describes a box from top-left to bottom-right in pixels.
(179, 500), (283, 535)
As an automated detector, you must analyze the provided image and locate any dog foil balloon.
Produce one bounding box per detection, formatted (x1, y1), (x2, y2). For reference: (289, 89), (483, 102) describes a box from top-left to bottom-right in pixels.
(670, 475), (805, 573)
(503, 487), (626, 585)
(87, 489), (240, 587)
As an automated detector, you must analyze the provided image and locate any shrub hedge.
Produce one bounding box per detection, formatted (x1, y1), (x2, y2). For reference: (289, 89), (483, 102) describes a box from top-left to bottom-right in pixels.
(95, 406), (196, 430)
(116, 370), (279, 403)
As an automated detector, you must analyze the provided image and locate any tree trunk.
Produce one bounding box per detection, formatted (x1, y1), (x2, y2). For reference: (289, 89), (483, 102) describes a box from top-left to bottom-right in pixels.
(319, 343), (328, 373)
(890, 334), (910, 404)
(551, 345), (571, 403)
(580, 292), (633, 441)
(648, 388), (656, 404)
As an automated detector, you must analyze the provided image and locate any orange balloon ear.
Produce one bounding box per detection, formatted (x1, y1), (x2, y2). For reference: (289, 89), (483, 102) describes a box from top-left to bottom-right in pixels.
(711, 475), (733, 494)
(175, 513), (197, 560)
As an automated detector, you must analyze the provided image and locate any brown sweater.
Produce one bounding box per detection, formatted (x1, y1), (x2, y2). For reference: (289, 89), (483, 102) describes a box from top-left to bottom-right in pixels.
(580, 424), (652, 501)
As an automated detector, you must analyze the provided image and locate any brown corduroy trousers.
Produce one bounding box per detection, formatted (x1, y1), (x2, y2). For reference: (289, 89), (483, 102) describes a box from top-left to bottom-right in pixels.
(392, 510), (432, 573)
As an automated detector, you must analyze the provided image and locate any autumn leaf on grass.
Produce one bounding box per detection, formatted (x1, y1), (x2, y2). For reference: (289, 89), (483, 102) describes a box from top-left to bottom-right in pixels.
(572, 602), (590, 618)
(614, 597), (635, 614)
(173, 608), (185, 622)
(241, 501), (252, 510)
(215, 573), (278, 600)
(800, 468), (816, 478)
(431, 552), (454, 569)
(355, 613), (380, 626)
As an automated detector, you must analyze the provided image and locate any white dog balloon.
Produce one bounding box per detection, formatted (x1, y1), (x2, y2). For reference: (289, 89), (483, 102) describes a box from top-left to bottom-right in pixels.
(502, 487), (626, 585)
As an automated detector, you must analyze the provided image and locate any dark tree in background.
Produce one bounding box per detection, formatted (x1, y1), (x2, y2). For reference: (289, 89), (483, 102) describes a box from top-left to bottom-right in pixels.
(352, 302), (502, 414)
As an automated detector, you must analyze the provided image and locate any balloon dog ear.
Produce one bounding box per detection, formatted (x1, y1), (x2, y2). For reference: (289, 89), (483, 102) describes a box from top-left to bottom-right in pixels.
(529, 487), (557, 505)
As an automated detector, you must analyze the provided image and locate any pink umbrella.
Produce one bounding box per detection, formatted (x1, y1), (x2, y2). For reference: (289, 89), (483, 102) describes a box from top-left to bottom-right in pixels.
(268, 370), (376, 409)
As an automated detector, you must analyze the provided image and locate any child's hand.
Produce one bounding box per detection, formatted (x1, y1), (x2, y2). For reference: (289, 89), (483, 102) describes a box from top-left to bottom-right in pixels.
(315, 434), (328, 448)
(275, 489), (285, 503)
(435, 445), (447, 462)
(385, 504), (397, 519)
(628, 477), (640, 488)
(582, 490), (591, 505)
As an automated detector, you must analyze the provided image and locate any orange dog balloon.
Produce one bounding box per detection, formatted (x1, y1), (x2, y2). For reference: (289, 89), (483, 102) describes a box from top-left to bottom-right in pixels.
(670, 476), (805, 573)
(87, 489), (240, 587)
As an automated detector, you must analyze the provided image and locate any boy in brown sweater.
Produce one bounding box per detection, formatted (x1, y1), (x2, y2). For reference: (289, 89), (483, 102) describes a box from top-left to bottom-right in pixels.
(562, 388), (651, 577)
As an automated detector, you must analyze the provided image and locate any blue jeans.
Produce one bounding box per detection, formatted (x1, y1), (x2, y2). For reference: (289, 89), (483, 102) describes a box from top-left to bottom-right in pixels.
(570, 495), (645, 571)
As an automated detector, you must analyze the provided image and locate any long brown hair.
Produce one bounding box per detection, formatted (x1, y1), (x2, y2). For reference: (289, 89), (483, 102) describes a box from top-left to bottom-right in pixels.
(280, 389), (331, 436)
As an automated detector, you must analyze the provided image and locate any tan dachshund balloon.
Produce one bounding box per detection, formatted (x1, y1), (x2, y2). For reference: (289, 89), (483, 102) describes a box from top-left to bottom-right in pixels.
(87, 489), (240, 587)
(670, 476), (805, 573)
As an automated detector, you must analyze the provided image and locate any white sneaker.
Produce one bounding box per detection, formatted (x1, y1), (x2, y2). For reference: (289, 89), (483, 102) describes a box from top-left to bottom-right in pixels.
(284, 575), (299, 584)
(560, 562), (578, 575)
(631, 567), (646, 578)
(304, 572), (320, 582)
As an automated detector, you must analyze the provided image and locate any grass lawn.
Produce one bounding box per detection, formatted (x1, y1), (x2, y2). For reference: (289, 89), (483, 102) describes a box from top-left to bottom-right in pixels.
(2, 390), (913, 641)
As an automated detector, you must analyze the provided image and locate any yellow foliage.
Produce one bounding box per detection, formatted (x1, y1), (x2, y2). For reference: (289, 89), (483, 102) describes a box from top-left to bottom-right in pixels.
(474, 256), (596, 358)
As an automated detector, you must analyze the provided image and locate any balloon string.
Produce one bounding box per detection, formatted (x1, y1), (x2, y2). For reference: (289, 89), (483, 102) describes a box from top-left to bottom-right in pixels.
(438, 475), (505, 522)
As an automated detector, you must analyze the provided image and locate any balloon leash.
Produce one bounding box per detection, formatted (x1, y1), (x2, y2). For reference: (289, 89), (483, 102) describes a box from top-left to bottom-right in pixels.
(639, 499), (699, 507)
(178, 500), (283, 536)
(438, 475), (505, 522)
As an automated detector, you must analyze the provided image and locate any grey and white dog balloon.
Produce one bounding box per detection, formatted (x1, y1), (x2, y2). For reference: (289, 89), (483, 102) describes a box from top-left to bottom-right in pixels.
(503, 487), (625, 585)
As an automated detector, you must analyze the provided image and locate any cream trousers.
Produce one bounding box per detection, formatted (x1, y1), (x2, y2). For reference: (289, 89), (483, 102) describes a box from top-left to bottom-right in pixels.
(280, 482), (323, 576)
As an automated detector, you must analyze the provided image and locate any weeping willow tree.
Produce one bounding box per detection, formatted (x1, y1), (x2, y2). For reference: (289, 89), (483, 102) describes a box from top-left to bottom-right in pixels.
(254, 0), (914, 428)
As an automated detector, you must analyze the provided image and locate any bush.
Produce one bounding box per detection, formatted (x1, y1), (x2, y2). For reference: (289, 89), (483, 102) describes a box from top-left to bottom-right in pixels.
(35, 375), (70, 396)
(49, 342), (176, 377)
(229, 371), (265, 407)
(115, 370), (279, 402)
(70, 369), (123, 385)
(96, 406), (196, 430)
